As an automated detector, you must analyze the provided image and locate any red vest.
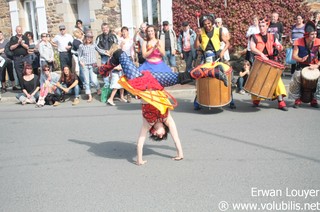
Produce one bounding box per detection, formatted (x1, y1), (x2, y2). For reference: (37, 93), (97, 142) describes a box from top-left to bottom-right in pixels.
(254, 33), (275, 56)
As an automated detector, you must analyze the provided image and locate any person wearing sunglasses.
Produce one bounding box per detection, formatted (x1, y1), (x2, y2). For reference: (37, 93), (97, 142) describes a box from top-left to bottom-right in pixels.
(50, 25), (73, 71)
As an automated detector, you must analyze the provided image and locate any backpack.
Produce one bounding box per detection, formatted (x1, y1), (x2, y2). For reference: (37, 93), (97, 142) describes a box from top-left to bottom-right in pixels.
(4, 42), (14, 60)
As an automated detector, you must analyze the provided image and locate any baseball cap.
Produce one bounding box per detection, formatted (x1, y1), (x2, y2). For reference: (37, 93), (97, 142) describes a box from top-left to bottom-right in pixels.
(85, 32), (94, 38)
(182, 21), (189, 27)
(163, 21), (169, 25)
(59, 25), (66, 30)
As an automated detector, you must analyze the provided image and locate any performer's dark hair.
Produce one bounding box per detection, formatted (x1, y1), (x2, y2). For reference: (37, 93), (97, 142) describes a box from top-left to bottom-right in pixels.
(296, 14), (304, 20)
(149, 124), (169, 141)
(121, 26), (129, 32)
(145, 25), (158, 41)
(258, 18), (270, 26)
(199, 14), (215, 27)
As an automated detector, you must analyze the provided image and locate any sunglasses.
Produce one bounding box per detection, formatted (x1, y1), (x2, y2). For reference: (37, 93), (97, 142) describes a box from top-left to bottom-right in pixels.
(60, 28), (66, 31)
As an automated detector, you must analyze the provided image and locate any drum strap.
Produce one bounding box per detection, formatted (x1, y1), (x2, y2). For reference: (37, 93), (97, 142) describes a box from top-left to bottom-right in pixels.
(304, 38), (312, 64)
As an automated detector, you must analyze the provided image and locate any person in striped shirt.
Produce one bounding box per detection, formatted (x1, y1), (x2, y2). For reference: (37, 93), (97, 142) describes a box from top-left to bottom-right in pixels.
(78, 32), (101, 102)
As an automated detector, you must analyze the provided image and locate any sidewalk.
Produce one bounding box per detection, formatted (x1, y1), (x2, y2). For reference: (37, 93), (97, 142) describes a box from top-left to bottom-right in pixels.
(0, 76), (293, 104)
(0, 81), (197, 103)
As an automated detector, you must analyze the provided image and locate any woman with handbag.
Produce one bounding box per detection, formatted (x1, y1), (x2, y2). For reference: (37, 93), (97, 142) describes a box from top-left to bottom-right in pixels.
(78, 32), (101, 102)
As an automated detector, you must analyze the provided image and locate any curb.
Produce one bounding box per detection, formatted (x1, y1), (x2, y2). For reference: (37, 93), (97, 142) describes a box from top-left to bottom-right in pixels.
(0, 88), (197, 104)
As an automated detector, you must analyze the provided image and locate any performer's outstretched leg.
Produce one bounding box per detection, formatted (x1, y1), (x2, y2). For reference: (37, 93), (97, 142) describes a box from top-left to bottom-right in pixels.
(100, 49), (192, 87)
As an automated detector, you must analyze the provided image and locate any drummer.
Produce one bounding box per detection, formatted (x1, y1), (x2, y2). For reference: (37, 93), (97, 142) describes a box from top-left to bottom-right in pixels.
(289, 21), (320, 108)
(250, 18), (288, 111)
(194, 14), (230, 84)
(193, 14), (235, 109)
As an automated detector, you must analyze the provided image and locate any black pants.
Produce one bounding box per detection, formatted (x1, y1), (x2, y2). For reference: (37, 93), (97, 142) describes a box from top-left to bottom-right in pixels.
(59, 52), (72, 70)
(245, 50), (254, 65)
(182, 50), (194, 72)
(0, 57), (14, 83)
(13, 55), (28, 87)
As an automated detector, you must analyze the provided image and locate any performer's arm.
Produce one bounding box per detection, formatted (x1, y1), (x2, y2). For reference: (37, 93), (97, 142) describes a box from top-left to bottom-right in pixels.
(194, 28), (202, 49)
(165, 113), (183, 159)
(156, 40), (165, 57)
(274, 38), (283, 51)
(220, 30), (230, 59)
(246, 26), (253, 38)
(292, 45), (308, 63)
(136, 118), (150, 165)
(142, 39), (164, 58)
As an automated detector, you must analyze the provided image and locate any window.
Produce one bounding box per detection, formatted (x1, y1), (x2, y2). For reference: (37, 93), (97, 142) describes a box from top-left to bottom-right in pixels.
(142, 0), (159, 26)
(24, 0), (39, 41)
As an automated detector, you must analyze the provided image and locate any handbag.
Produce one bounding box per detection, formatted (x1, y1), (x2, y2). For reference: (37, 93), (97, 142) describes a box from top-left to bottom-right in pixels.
(93, 63), (99, 74)
(100, 84), (112, 103)
(45, 93), (60, 105)
(285, 47), (296, 65)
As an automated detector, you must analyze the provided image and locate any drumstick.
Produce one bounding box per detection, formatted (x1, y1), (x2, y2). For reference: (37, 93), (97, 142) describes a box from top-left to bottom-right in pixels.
(212, 57), (220, 66)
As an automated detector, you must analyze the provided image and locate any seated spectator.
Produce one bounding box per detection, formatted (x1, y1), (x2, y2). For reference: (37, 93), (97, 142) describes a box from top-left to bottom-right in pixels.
(237, 60), (251, 95)
(55, 65), (80, 106)
(15, 63), (40, 105)
(36, 65), (60, 107)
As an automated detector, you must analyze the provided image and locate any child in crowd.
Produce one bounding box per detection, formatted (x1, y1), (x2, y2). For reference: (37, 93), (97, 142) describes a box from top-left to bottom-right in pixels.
(237, 60), (251, 95)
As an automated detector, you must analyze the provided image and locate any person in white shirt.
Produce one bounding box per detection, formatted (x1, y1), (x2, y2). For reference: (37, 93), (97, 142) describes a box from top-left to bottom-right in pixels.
(245, 16), (260, 64)
(50, 25), (73, 70)
(215, 18), (230, 62)
(177, 21), (197, 72)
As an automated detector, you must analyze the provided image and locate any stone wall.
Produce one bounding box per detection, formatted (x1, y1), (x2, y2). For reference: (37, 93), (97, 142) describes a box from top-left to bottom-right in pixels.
(0, 1), (12, 37)
(45, 0), (75, 36)
(308, 2), (320, 11)
(95, 0), (121, 31)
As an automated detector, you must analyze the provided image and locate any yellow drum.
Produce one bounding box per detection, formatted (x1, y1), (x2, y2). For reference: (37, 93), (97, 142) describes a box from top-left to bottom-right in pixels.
(196, 62), (232, 107)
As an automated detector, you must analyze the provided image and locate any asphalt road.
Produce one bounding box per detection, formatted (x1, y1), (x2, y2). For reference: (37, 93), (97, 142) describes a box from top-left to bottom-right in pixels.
(0, 92), (320, 212)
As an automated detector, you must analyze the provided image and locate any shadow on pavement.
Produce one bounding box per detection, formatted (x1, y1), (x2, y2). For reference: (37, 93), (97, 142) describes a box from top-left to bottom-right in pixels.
(196, 129), (320, 164)
(69, 139), (176, 164)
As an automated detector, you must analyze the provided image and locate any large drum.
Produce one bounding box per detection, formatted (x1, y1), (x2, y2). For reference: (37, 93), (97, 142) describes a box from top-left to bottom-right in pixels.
(196, 63), (232, 107)
(244, 56), (285, 99)
(301, 67), (320, 103)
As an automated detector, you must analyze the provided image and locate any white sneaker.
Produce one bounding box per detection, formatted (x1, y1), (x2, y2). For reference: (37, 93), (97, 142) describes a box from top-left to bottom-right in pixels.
(239, 90), (245, 95)
(72, 98), (80, 106)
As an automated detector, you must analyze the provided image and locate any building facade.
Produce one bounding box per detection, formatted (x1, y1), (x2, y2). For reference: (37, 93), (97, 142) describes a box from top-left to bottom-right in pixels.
(0, 0), (173, 40)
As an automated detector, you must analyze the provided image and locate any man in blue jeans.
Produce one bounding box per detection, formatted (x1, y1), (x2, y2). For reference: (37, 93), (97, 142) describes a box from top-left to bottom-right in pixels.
(177, 21), (197, 73)
(159, 21), (177, 72)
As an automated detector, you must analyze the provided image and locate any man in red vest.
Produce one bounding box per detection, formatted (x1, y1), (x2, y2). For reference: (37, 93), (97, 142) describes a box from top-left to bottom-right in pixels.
(250, 18), (288, 111)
